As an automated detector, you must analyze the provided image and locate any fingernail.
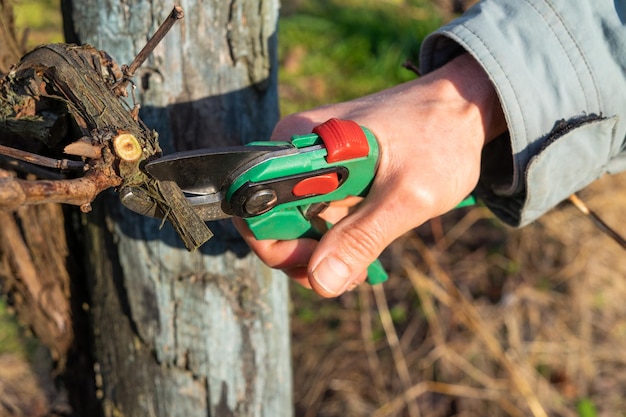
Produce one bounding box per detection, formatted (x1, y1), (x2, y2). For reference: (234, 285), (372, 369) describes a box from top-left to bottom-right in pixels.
(311, 257), (352, 296)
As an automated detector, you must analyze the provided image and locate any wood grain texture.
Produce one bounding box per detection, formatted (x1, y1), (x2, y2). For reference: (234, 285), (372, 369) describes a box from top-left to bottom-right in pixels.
(66, 1), (291, 416)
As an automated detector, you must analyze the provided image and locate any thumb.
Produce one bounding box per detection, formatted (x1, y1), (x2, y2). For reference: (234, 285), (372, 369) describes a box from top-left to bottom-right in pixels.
(307, 198), (399, 297)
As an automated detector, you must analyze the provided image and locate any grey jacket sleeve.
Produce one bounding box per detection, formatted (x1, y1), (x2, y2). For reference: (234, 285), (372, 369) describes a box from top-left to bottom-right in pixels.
(419, 0), (626, 227)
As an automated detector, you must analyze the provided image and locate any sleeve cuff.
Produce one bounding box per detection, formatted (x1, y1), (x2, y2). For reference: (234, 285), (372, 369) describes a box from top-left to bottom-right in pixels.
(419, 0), (619, 226)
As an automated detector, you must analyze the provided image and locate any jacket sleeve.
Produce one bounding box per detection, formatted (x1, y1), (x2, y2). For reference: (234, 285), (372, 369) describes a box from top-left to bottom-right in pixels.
(419, 0), (626, 226)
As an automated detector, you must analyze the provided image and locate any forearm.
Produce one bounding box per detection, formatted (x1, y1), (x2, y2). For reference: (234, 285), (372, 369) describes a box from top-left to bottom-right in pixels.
(429, 53), (507, 144)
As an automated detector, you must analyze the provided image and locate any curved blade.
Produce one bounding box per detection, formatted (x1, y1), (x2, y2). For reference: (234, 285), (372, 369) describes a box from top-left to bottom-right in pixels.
(145, 146), (280, 195)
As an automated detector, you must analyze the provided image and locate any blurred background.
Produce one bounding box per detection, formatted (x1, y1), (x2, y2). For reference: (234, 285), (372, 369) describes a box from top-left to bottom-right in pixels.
(2, 1), (626, 416)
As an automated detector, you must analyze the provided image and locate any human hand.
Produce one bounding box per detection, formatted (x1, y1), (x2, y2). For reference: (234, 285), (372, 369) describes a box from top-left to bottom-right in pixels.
(234, 53), (506, 297)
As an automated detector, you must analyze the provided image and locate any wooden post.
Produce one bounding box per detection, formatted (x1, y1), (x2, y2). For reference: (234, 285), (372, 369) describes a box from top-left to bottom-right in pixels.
(63, 1), (291, 416)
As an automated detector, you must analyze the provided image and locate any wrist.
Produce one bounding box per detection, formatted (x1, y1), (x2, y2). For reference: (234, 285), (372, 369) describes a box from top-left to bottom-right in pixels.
(426, 53), (507, 145)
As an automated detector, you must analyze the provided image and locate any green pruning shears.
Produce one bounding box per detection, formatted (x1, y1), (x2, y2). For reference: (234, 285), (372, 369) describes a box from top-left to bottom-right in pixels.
(124, 118), (474, 285)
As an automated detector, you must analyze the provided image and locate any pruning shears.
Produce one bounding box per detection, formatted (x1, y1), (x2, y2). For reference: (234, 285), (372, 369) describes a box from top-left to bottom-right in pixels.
(120, 118), (474, 286)
(120, 118), (387, 284)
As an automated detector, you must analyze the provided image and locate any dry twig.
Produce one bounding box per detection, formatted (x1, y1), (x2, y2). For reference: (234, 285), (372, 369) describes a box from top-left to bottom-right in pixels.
(373, 285), (421, 417)
(112, 6), (184, 96)
(568, 193), (626, 249)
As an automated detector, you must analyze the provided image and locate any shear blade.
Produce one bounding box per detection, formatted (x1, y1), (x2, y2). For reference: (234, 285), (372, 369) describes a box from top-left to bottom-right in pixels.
(145, 146), (287, 221)
(145, 146), (279, 194)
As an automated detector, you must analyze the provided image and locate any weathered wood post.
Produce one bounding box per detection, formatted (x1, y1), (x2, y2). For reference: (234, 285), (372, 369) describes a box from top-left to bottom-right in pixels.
(62, 1), (292, 415)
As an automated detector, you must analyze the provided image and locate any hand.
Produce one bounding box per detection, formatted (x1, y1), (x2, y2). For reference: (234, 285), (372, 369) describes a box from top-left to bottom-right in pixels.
(234, 53), (506, 297)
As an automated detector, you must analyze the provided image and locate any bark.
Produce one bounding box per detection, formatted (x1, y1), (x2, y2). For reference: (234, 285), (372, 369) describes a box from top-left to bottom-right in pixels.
(64, 1), (291, 416)
(0, 1), (75, 372)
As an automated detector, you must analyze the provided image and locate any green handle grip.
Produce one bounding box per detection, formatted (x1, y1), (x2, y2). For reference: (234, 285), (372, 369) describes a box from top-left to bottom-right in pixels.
(366, 259), (389, 285)
(230, 119), (387, 285)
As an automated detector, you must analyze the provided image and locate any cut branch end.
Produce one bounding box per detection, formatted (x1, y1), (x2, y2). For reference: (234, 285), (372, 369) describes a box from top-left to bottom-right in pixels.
(113, 133), (142, 162)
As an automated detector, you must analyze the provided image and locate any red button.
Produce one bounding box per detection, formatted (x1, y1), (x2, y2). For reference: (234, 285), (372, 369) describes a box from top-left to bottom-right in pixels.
(312, 118), (369, 163)
(292, 173), (340, 197)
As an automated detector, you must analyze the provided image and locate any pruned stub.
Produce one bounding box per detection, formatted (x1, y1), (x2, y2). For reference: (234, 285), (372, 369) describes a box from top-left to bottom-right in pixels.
(0, 44), (161, 208)
(0, 43), (214, 250)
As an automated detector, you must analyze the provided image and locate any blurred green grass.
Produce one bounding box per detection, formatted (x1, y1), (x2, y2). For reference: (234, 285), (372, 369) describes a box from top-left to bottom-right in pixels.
(13, 0), (63, 48)
(278, 0), (443, 115)
(0, 300), (37, 359)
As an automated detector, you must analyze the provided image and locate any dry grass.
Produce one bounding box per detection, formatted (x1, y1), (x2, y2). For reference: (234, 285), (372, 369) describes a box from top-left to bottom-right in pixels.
(291, 171), (626, 417)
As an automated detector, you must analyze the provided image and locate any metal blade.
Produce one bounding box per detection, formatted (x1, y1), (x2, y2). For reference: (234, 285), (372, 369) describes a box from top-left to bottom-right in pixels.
(185, 192), (231, 221)
(145, 146), (282, 195)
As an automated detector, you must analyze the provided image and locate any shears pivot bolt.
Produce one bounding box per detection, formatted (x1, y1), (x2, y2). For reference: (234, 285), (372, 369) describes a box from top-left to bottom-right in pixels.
(244, 189), (278, 215)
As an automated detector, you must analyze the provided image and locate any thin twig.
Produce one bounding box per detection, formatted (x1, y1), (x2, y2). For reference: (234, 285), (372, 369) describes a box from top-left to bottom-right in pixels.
(0, 156), (65, 180)
(0, 144), (85, 171)
(113, 5), (184, 96)
(0, 170), (121, 212)
(402, 59), (421, 76)
(568, 193), (626, 249)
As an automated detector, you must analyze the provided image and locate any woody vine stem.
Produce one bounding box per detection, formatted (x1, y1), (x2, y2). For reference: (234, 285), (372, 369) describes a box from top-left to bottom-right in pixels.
(0, 6), (184, 210)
